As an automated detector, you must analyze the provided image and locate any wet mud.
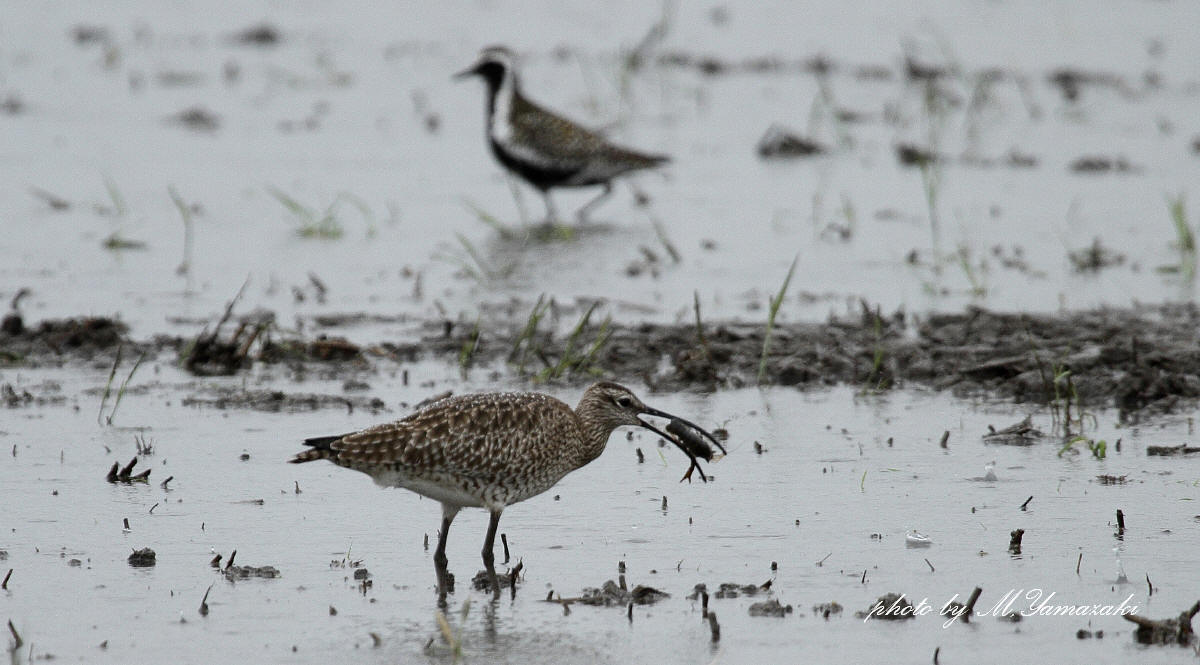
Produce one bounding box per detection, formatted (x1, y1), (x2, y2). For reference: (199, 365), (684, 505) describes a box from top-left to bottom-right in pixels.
(6, 304), (1196, 417)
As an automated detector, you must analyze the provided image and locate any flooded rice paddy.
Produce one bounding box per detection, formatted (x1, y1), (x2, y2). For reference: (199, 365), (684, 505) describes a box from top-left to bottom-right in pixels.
(3, 1), (1200, 663)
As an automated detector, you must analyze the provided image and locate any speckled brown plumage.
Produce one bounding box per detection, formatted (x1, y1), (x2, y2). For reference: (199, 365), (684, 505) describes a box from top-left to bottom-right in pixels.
(290, 381), (723, 600)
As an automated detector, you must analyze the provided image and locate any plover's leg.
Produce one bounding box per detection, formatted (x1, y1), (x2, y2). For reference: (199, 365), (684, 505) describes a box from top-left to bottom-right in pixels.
(504, 173), (530, 225)
(481, 509), (503, 599)
(540, 190), (561, 224)
(576, 182), (613, 223)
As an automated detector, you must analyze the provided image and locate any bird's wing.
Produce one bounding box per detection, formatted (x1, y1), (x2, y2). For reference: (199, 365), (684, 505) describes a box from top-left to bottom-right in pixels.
(330, 392), (576, 481)
(507, 96), (666, 173)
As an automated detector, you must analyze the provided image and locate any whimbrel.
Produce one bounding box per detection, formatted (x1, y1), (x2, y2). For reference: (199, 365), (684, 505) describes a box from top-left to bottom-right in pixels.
(455, 46), (669, 223)
(290, 382), (723, 600)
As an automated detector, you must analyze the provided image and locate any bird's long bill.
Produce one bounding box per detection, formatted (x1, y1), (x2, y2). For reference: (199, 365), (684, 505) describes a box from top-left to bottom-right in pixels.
(453, 63), (480, 80)
(637, 406), (727, 484)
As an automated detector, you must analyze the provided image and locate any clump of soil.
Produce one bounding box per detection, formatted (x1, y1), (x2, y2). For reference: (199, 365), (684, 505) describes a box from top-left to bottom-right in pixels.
(757, 125), (824, 159)
(748, 599), (793, 617)
(127, 548), (156, 567)
(858, 593), (914, 621)
(224, 564), (281, 581)
(1123, 600), (1199, 646)
(0, 315), (128, 363)
(180, 387), (386, 413)
(9, 304), (1200, 417)
(576, 580), (669, 606)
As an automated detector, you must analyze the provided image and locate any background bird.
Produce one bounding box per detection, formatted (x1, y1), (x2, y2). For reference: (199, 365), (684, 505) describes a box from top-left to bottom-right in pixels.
(456, 46), (670, 224)
(290, 381), (724, 600)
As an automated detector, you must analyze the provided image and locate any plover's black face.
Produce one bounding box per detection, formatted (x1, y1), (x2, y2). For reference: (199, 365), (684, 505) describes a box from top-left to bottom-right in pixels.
(454, 47), (515, 92)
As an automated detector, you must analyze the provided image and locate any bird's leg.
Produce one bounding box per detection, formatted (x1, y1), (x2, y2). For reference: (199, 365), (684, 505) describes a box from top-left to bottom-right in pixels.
(504, 173), (530, 225)
(481, 509), (503, 599)
(435, 505), (459, 604)
(576, 182), (613, 223)
(540, 190), (560, 225)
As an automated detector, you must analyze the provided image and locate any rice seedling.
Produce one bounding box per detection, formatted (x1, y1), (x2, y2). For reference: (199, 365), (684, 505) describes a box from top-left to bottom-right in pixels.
(99, 177), (146, 250)
(757, 256), (798, 385)
(1057, 436), (1107, 459)
(98, 345), (147, 425)
(169, 186), (195, 277)
(268, 186), (376, 239)
(651, 217), (680, 263)
(1164, 193), (1196, 279)
(461, 197), (517, 239)
(508, 294), (551, 374)
(538, 302), (611, 381)
(861, 313), (889, 393)
(458, 317), (481, 379)
(433, 233), (516, 283)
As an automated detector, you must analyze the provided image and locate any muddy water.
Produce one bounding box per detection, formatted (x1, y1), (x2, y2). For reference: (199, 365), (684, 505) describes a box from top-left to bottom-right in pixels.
(3, 2), (1200, 340)
(2, 361), (1198, 664)
(3, 1), (1200, 663)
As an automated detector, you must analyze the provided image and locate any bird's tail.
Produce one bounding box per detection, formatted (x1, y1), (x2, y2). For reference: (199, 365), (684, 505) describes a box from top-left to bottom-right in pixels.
(289, 434), (345, 464)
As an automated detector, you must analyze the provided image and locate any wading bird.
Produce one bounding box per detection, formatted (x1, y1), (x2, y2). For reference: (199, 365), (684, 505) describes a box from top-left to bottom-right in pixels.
(456, 46), (669, 223)
(291, 382), (723, 601)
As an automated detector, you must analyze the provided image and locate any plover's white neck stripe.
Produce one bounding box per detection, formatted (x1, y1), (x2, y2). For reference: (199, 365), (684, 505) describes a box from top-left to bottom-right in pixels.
(488, 69), (518, 144)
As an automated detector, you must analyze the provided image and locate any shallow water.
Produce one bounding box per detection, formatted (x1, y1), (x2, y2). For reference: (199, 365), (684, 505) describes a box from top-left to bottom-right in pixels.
(2, 361), (1198, 663)
(3, 2), (1200, 662)
(3, 2), (1200, 341)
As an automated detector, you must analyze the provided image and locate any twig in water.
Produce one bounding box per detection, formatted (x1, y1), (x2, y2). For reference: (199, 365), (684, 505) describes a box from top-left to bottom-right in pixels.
(1008, 529), (1025, 554)
(706, 611), (720, 642)
(7, 620), (20, 650)
(1019, 496), (1033, 511)
(1116, 509), (1126, 533)
(1076, 552), (1082, 575)
(106, 350), (147, 425)
(962, 587), (982, 620)
(199, 584), (212, 616)
(2, 568), (11, 590)
(650, 217), (680, 263)
(939, 431), (949, 448)
(925, 558), (935, 573)
(97, 345), (124, 424)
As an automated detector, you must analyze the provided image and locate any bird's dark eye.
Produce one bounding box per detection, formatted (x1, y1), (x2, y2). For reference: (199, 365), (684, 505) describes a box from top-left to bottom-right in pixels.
(616, 396), (633, 408)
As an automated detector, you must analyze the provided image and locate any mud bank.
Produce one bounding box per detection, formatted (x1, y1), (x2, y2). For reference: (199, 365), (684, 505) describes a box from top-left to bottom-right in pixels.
(4, 304), (1196, 418)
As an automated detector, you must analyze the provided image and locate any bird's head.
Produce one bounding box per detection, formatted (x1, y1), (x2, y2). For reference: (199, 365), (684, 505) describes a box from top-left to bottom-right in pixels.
(454, 45), (517, 88)
(579, 382), (727, 482)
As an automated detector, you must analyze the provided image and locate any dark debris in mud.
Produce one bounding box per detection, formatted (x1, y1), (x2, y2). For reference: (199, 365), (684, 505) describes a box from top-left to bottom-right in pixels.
(8, 304), (1200, 417)
(566, 580), (669, 607)
(757, 125), (824, 159)
(748, 598), (794, 617)
(181, 387), (386, 413)
(106, 457), (151, 483)
(982, 415), (1044, 446)
(224, 564), (281, 581)
(858, 593), (914, 621)
(127, 548), (156, 567)
(1123, 600), (1199, 646)
(0, 315), (130, 363)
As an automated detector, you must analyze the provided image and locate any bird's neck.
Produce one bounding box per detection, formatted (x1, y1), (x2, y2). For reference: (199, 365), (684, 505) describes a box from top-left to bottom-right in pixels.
(572, 401), (615, 466)
(485, 70), (520, 128)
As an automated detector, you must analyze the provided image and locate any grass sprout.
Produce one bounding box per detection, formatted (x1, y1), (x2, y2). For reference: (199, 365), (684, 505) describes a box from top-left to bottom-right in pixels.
(758, 255), (798, 385)
(268, 186), (376, 239)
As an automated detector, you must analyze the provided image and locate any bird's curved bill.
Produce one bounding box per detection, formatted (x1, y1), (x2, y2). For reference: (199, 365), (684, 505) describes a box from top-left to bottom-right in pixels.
(636, 406), (727, 484)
